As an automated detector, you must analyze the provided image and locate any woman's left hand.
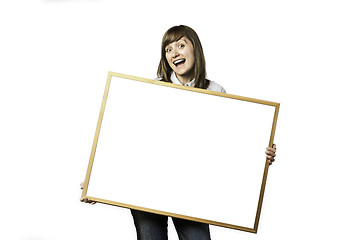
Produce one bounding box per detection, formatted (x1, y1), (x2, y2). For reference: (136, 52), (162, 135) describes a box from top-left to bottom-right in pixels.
(266, 144), (277, 165)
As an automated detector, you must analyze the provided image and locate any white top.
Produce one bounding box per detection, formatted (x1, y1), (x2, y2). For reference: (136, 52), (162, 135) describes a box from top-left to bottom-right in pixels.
(157, 72), (226, 93)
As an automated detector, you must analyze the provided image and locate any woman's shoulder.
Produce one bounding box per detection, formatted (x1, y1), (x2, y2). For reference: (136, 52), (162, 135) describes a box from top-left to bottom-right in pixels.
(207, 80), (226, 93)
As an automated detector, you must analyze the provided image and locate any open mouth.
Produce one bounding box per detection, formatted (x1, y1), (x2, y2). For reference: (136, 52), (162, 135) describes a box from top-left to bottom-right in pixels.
(173, 59), (186, 67)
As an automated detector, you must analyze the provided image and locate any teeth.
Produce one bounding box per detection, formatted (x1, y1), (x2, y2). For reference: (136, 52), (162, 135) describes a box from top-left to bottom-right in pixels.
(174, 59), (185, 66)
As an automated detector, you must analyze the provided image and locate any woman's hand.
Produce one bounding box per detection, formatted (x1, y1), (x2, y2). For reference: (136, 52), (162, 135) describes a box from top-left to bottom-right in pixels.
(266, 144), (277, 165)
(80, 181), (96, 205)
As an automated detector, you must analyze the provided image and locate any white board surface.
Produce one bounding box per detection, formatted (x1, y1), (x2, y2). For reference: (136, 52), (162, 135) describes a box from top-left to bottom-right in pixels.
(85, 73), (278, 231)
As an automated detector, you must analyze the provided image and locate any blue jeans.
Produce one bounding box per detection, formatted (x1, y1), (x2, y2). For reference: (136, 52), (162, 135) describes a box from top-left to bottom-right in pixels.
(131, 210), (211, 240)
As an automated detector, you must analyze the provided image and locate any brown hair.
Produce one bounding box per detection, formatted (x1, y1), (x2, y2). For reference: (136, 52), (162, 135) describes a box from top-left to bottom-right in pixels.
(157, 25), (210, 89)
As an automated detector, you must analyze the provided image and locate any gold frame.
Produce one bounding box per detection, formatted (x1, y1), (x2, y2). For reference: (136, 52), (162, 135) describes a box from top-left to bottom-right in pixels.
(81, 71), (280, 233)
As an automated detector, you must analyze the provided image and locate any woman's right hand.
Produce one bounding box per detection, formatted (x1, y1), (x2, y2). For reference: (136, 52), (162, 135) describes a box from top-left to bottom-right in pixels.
(80, 181), (96, 205)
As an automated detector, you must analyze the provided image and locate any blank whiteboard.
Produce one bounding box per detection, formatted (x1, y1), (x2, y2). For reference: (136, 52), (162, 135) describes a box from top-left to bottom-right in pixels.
(81, 72), (280, 233)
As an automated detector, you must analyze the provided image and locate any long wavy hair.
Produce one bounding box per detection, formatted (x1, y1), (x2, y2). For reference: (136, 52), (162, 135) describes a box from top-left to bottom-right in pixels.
(157, 25), (210, 90)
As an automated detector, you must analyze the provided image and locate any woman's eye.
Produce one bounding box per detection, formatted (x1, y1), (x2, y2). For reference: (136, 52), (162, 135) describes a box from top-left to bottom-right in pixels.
(179, 44), (185, 48)
(166, 48), (172, 53)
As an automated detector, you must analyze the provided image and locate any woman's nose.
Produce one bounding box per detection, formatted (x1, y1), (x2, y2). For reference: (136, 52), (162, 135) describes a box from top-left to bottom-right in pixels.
(172, 48), (179, 58)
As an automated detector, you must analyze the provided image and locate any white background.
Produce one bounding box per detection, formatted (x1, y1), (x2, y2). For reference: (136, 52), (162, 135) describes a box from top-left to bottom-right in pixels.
(0, 0), (359, 239)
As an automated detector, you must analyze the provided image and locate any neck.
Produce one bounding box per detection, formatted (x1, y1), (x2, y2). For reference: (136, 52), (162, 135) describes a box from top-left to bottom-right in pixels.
(175, 71), (194, 85)
(177, 76), (191, 85)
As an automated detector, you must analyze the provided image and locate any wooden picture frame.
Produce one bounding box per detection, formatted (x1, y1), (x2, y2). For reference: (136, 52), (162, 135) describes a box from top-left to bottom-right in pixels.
(81, 71), (280, 233)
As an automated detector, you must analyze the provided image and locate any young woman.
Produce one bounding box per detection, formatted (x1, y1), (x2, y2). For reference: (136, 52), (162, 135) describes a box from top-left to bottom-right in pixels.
(156, 25), (226, 93)
(81, 25), (277, 240)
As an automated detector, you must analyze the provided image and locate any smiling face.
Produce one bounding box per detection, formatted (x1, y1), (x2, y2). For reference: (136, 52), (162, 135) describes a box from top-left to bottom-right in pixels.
(165, 37), (195, 84)
(157, 25), (208, 89)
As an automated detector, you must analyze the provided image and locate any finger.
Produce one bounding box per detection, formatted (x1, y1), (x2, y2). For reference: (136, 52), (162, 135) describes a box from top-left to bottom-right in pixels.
(82, 197), (96, 205)
(268, 157), (275, 164)
(266, 147), (276, 154)
(267, 143), (277, 151)
(80, 182), (84, 189)
(266, 153), (275, 161)
(265, 150), (276, 157)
